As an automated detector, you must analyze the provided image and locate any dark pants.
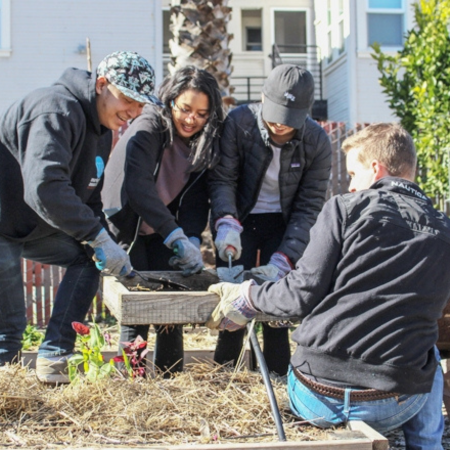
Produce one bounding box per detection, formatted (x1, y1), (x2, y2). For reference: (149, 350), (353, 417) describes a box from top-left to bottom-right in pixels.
(213, 213), (291, 376)
(0, 232), (99, 365)
(118, 234), (183, 377)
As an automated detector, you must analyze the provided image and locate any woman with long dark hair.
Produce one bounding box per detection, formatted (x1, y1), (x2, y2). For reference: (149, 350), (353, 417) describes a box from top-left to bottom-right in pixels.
(102, 66), (224, 376)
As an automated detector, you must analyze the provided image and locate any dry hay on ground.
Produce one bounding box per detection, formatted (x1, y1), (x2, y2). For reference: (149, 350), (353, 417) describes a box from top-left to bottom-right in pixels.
(0, 360), (335, 448)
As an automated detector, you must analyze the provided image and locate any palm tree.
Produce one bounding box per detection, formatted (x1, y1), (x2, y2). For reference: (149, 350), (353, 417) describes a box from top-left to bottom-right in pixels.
(169, 0), (234, 96)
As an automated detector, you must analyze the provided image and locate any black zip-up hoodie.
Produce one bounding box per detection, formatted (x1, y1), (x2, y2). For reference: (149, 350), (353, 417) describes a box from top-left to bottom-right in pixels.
(251, 178), (450, 394)
(0, 68), (111, 242)
(101, 104), (209, 249)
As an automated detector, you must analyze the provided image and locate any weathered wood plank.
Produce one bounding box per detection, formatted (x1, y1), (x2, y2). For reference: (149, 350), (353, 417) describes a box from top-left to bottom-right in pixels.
(348, 421), (388, 450)
(81, 441), (373, 450)
(103, 273), (288, 325)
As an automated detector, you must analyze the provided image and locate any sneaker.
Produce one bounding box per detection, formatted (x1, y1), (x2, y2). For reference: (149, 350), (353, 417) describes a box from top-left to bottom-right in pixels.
(36, 354), (72, 384)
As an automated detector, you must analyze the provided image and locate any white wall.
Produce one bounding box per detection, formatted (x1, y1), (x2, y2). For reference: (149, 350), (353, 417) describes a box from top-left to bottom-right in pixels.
(323, 57), (349, 123)
(355, 57), (396, 124)
(0, 0), (162, 112)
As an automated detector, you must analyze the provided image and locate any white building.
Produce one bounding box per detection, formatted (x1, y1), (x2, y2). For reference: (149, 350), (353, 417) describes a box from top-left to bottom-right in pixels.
(0, 0), (164, 112)
(314, 0), (415, 125)
(0, 0), (415, 125)
(162, 0), (322, 110)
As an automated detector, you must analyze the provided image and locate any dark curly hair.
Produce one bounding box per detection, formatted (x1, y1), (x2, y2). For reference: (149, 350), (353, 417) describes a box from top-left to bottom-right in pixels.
(158, 66), (224, 172)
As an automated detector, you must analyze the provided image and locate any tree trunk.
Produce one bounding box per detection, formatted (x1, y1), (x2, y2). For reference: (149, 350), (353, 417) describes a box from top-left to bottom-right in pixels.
(169, 0), (234, 96)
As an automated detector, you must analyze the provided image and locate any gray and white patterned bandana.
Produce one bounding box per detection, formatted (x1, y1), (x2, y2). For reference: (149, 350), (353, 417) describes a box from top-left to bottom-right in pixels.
(97, 51), (158, 104)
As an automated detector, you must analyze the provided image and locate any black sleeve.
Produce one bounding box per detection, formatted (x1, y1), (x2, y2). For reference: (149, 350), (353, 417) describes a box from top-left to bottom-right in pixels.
(86, 131), (113, 233)
(278, 125), (332, 263)
(251, 196), (345, 318)
(123, 110), (180, 239)
(208, 111), (242, 224)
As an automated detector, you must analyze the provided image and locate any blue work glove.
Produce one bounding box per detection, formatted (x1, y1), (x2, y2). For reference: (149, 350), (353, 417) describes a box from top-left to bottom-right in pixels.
(164, 228), (204, 276)
(214, 217), (243, 262)
(206, 280), (257, 331)
(86, 228), (132, 276)
(250, 252), (293, 282)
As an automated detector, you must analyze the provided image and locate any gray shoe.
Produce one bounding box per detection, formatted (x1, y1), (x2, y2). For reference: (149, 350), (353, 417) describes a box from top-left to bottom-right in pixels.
(36, 354), (72, 384)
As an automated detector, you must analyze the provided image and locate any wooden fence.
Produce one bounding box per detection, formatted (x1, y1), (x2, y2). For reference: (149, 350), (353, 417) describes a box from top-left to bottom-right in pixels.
(22, 121), (365, 326)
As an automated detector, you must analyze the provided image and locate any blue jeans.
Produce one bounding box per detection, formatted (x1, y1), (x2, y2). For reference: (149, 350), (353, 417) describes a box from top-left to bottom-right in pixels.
(0, 232), (99, 364)
(287, 354), (444, 450)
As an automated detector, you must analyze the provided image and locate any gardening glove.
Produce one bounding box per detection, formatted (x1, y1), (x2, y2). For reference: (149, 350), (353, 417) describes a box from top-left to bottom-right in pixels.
(214, 217), (243, 262)
(164, 228), (204, 276)
(250, 252), (293, 282)
(86, 228), (132, 276)
(206, 280), (257, 331)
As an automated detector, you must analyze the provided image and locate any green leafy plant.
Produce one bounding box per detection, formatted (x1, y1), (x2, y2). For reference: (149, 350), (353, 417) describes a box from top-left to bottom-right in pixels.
(68, 321), (116, 382)
(372, 0), (450, 208)
(22, 324), (44, 350)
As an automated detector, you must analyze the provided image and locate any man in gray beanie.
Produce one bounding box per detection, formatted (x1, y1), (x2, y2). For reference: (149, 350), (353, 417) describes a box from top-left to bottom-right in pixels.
(0, 51), (157, 383)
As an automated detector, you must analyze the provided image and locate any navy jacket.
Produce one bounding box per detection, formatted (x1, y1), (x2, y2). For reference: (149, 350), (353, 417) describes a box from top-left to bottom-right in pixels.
(0, 68), (111, 242)
(251, 178), (450, 394)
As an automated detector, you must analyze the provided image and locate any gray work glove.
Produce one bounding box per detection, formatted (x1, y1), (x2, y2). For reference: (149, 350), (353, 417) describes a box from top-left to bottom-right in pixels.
(86, 228), (132, 276)
(164, 228), (204, 276)
(250, 252), (293, 282)
(214, 217), (243, 262)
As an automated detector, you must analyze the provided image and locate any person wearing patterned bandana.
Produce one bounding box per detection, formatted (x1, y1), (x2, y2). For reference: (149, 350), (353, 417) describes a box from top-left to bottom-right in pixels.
(208, 123), (450, 449)
(0, 51), (157, 384)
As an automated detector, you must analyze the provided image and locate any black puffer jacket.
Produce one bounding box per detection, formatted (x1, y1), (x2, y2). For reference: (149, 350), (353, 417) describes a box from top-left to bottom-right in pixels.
(209, 103), (331, 263)
(251, 178), (450, 394)
(101, 104), (209, 249)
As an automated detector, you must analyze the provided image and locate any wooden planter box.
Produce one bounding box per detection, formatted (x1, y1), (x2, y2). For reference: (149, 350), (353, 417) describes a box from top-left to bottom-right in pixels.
(100, 272), (389, 450)
(102, 271), (281, 326)
(39, 421), (388, 449)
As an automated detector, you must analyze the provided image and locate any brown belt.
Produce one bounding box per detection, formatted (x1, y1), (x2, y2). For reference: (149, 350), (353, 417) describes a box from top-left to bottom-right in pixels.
(293, 368), (399, 402)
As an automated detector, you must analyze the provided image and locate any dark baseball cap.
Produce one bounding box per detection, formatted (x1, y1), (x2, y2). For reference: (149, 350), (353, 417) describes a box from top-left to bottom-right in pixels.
(97, 51), (158, 104)
(262, 64), (315, 129)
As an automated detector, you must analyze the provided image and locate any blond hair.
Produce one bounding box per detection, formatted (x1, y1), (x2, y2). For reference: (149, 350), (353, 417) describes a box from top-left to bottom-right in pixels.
(342, 123), (417, 179)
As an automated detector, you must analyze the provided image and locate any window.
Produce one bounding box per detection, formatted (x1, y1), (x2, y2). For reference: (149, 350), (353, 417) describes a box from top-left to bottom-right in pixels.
(242, 9), (262, 52)
(0, 0), (12, 55)
(274, 10), (307, 54)
(162, 9), (173, 55)
(367, 0), (404, 47)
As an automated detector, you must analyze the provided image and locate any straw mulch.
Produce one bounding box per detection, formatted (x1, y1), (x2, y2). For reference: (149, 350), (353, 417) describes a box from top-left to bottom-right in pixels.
(0, 361), (336, 448)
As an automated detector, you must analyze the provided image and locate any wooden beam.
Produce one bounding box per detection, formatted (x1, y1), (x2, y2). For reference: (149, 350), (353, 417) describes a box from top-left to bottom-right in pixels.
(103, 273), (289, 325)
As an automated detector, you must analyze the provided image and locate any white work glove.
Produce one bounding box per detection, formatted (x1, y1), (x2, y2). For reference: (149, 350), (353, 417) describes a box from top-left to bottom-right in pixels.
(250, 252), (293, 282)
(214, 217), (243, 262)
(86, 228), (132, 276)
(206, 280), (257, 331)
(164, 228), (204, 276)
